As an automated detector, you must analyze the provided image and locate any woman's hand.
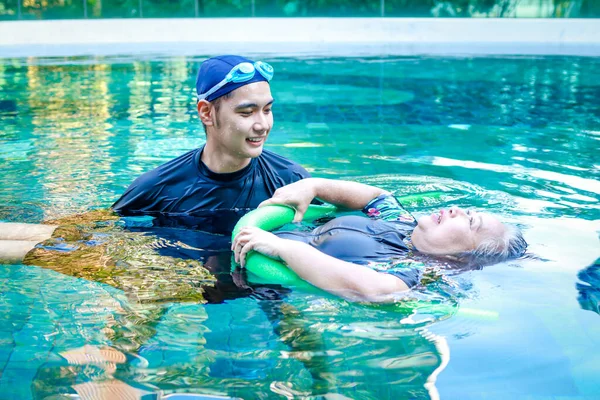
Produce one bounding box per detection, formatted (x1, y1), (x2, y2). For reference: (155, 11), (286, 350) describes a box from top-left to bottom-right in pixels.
(258, 179), (319, 222)
(232, 227), (289, 267)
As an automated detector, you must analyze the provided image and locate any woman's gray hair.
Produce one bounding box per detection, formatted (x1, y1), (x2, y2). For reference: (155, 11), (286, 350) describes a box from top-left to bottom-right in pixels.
(459, 224), (528, 266)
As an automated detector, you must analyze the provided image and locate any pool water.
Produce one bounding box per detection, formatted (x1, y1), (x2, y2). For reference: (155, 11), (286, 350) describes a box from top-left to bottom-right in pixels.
(0, 55), (599, 399)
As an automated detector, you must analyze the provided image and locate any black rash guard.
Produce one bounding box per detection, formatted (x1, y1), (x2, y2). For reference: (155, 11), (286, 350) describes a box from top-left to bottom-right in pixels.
(112, 146), (311, 234)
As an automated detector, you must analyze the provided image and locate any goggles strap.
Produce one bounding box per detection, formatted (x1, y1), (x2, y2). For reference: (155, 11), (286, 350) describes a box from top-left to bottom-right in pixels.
(197, 75), (229, 101)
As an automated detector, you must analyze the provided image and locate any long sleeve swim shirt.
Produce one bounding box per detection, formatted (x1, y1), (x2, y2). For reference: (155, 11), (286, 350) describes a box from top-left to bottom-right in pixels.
(112, 146), (311, 234)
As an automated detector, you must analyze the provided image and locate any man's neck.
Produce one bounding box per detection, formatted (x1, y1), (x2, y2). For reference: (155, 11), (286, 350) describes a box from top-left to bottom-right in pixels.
(201, 141), (252, 174)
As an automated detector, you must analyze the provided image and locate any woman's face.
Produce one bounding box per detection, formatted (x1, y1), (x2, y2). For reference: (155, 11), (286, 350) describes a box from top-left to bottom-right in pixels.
(410, 207), (506, 255)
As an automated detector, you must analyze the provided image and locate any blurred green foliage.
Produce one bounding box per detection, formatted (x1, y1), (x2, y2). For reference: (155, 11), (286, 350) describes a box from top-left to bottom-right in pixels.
(0, 0), (598, 20)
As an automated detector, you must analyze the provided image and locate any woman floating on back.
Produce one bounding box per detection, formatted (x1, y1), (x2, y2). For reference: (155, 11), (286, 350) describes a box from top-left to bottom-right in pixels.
(232, 178), (527, 302)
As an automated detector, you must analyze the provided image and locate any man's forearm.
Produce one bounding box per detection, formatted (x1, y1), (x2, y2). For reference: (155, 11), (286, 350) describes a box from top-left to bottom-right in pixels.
(308, 178), (386, 210)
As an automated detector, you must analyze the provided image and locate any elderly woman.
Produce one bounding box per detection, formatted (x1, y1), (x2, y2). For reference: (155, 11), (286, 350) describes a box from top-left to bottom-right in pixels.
(232, 178), (527, 302)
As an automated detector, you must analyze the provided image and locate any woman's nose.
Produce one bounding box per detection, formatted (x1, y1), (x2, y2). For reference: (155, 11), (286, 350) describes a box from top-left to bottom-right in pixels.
(449, 206), (463, 218)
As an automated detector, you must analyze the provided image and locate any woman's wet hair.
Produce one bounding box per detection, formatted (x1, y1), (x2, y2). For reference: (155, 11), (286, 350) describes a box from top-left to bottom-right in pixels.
(457, 224), (528, 267)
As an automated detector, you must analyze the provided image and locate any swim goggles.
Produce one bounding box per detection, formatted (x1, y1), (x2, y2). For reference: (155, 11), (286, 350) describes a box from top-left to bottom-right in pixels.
(197, 61), (274, 101)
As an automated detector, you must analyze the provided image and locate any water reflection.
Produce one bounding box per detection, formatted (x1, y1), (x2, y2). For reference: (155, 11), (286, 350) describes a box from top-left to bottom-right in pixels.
(22, 283), (453, 399)
(1, 55), (599, 399)
(0, 56), (598, 223)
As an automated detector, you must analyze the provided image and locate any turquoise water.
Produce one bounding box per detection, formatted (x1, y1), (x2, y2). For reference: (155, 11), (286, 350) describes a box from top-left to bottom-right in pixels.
(0, 55), (599, 399)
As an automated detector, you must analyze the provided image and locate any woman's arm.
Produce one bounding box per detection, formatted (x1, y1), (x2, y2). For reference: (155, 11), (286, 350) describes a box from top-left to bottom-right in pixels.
(280, 240), (410, 302)
(259, 178), (387, 222)
(233, 227), (409, 303)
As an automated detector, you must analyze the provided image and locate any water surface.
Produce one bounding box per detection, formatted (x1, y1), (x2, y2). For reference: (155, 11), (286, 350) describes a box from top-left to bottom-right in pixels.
(0, 55), (599, 399)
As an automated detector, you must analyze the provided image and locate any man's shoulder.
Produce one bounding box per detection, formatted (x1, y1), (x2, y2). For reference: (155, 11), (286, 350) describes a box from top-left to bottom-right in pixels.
(112, 148), (202, 212)
(259, 149), (307, 171)
(257, 149), (310, 181)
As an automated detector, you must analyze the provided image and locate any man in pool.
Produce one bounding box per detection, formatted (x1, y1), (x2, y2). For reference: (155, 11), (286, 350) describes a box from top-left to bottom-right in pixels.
(232, 178), (528, 302)
(112, 54), (311, 233)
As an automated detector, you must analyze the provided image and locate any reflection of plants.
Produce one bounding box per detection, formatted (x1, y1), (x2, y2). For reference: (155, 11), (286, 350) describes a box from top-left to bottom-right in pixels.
(23, 209), (216, 304)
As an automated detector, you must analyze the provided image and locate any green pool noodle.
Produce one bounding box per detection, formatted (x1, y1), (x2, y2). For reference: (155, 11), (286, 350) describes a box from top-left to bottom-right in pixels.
(232, 203), (337, 291)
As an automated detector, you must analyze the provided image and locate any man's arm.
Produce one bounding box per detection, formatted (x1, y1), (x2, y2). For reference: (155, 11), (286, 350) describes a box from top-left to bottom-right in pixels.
(310, 178), (386, 209)
(259, 178), (387, 222)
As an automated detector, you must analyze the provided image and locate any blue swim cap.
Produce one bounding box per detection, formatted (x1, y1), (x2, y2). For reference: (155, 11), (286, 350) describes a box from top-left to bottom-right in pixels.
(195, 55), (271, 102)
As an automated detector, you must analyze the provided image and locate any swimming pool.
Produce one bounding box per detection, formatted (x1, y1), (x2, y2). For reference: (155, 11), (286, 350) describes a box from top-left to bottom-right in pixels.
(0, 55), (599, 399)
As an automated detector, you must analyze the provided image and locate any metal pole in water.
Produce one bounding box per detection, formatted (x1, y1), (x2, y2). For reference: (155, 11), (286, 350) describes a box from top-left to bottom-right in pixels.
(194, 0), (199, 17)
(17, 0), (22, 19)
(139, 0), (143, 18)
(380, 0), (384, 17)
(83, 0), (87, 18)
(251, 0), (255, 17)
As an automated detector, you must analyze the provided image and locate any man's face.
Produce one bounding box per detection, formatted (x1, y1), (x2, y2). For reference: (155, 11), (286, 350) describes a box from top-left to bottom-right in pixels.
(210, 82), (274, 160)
(411, 206), (506, 255)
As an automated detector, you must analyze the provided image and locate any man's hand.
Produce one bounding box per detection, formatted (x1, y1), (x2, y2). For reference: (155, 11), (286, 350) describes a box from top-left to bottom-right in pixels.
(232, 227), (289, 268)
(258, 179), (319, 222)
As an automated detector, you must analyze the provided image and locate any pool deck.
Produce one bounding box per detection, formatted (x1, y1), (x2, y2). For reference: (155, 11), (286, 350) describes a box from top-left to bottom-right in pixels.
(0, 18), (599, 57)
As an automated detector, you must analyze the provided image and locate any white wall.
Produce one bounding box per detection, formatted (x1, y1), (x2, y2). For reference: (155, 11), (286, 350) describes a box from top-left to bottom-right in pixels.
(0, 18), (598, 57)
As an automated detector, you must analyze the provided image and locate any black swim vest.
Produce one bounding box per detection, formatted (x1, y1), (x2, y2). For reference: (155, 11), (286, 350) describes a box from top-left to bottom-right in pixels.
(276, 216), (413, 263)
